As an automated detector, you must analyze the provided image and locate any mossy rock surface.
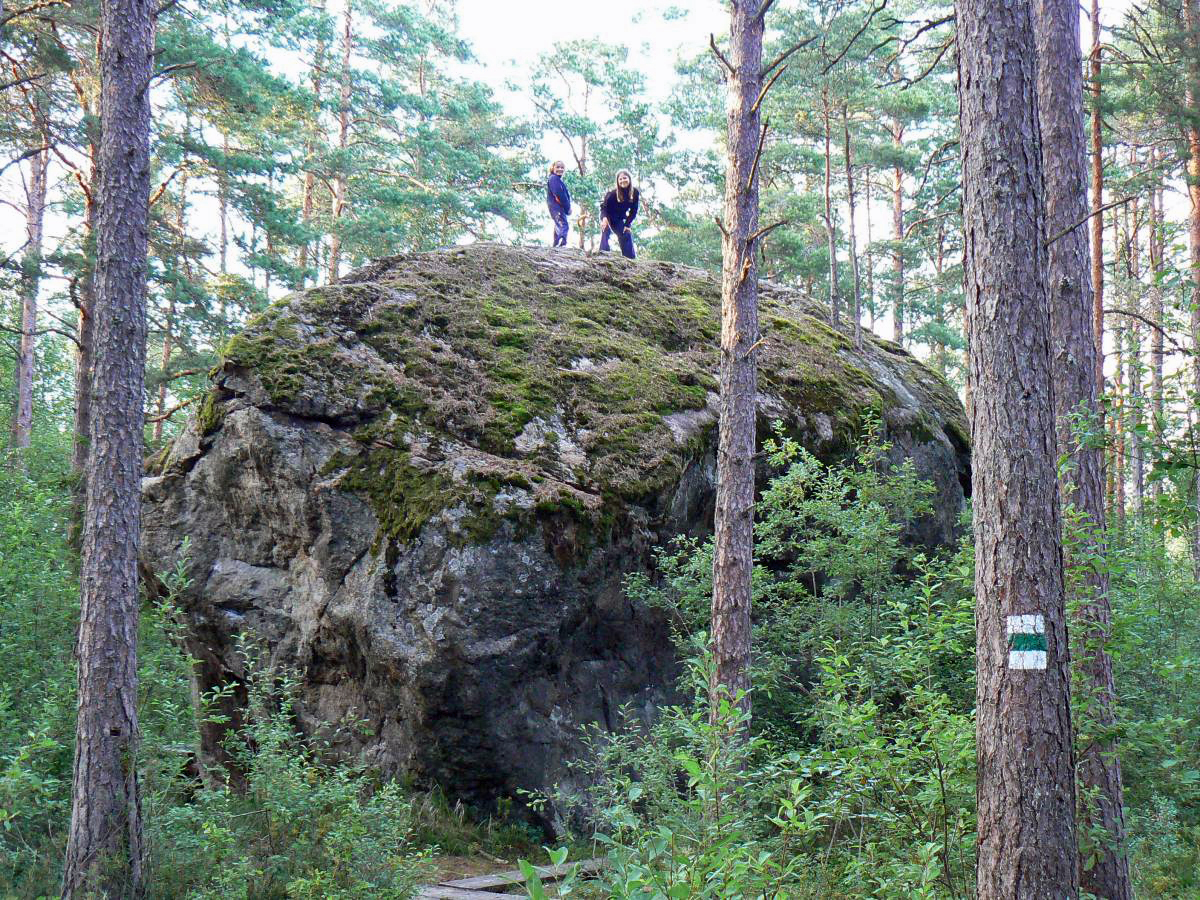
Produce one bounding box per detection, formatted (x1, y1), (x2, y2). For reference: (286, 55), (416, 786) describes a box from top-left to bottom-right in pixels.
(142, 244), (969, 815)
(195, 243), (966, 548)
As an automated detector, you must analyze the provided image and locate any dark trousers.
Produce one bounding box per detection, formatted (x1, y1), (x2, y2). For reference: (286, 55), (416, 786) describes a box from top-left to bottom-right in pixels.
(600, 225), (635, 259)
(551, 210), (569, 247)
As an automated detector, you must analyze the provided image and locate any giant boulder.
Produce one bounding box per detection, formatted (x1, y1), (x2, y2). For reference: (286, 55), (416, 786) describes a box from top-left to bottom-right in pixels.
(141, 244), (969, 813)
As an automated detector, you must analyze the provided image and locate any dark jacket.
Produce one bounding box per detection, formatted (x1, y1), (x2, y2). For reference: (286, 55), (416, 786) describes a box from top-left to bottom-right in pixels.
(547, 172), (571, 215)
(602, 187), (640, 233)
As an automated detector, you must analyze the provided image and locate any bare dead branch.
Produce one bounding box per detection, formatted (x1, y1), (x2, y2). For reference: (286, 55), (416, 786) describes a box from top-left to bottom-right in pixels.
(0, 72), (47, 92)
(750, 65), (786, 116)
(748, 220), (788, 244)
(822, 0), (888, 75)
(1103, 307), (1188, 354)
(145, 394), (198, 423)
(762, 35), (817, 78)
(1045, 196), (1134, 247)
(0, 145), (48, 180)
(0, 0), (68, 29)
(0, 321), (81, 348)
(746, 119), (769, 194)
(710, 33), (735, 76)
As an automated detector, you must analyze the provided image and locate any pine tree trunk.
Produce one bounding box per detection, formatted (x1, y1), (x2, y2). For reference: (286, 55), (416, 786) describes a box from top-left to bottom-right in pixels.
(1115, 326), (1126, 527)
(865, 166), (875, 328)
(711, 0), (766, 726)
(9, 146), (48, 454)
(1034, 0), (1131, 892)
(822, 89), (839, 327)
(892, 133), (904, 345)
(1129, 177), (1144, 516)
(1113, 204), (1127, 529)
(1183, 0), (1200, 578)
(219, 132), (230, 277)
(299, 6), (327, 284)
(958, 0), (1079, 894)
(61, 0), (153, 890)
(933, 220), (946, 374)
(842, 109), (862, 348)
(328, 0), (353, 284)
(155, 173), (187, 444)
(1151, 156), (1164, 501)
(1091, 0), (1105, 400)
(71, 147), (100, 530)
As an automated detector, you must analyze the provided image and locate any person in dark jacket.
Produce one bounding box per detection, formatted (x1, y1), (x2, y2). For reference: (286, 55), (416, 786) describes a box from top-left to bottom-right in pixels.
(546, 160), (571, 247)
(599, 169), (639, 259)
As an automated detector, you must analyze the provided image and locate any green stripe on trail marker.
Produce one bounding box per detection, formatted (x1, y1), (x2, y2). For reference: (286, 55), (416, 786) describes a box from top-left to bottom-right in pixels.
(1008, 632), (1047, 652)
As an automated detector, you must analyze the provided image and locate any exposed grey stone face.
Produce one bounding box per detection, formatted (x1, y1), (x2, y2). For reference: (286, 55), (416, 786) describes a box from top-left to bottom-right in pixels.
(141, 244), (969, 819)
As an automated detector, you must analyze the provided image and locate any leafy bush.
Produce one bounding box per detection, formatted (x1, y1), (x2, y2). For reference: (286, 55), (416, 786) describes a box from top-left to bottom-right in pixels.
(146, 652), (432, 899)
(555, 424), (976, 897)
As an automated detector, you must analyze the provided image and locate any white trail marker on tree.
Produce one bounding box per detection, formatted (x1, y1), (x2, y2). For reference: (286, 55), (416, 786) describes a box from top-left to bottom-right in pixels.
(1006, 614), (1047, 670)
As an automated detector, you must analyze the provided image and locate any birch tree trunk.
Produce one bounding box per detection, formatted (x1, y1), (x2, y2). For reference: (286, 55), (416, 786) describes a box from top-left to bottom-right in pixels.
(9, 146), (48, 454)
(1034, 0), (1131, 893)
(61, 0), (154, 889)
(711, 0), (767, 727)
(959, 0), (1079, 894)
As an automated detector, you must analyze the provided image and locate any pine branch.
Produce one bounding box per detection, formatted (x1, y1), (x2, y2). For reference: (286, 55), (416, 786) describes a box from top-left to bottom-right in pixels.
(821, 0), (888, 75)
(762, 35), (816, 78)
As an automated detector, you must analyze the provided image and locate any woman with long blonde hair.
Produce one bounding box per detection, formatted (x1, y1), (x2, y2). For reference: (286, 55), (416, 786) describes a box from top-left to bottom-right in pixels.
(599, 169), (639, 259)
(546, 160), (571, 247)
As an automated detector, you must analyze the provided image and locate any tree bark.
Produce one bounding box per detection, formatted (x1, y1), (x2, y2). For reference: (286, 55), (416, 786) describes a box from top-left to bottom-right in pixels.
(1034, 0), (1131, 893)
(61, 0), (153, 890)
(8, 145), (48, 454)
(958, 0), (1079, 895)
(327, 0), (353, 284)
(711, 0), (766, 727)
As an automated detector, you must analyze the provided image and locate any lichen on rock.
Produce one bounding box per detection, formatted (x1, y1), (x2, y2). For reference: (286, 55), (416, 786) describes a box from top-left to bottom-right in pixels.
(141, 243), (970, 819)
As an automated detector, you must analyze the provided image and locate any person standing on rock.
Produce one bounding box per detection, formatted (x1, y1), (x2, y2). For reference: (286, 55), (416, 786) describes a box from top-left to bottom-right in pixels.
(599, 169), (639, 259)
(546, 160), (572, 248)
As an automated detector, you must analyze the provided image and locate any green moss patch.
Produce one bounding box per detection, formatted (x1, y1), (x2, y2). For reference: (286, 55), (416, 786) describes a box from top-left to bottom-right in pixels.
(205, 244), (966, 553)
